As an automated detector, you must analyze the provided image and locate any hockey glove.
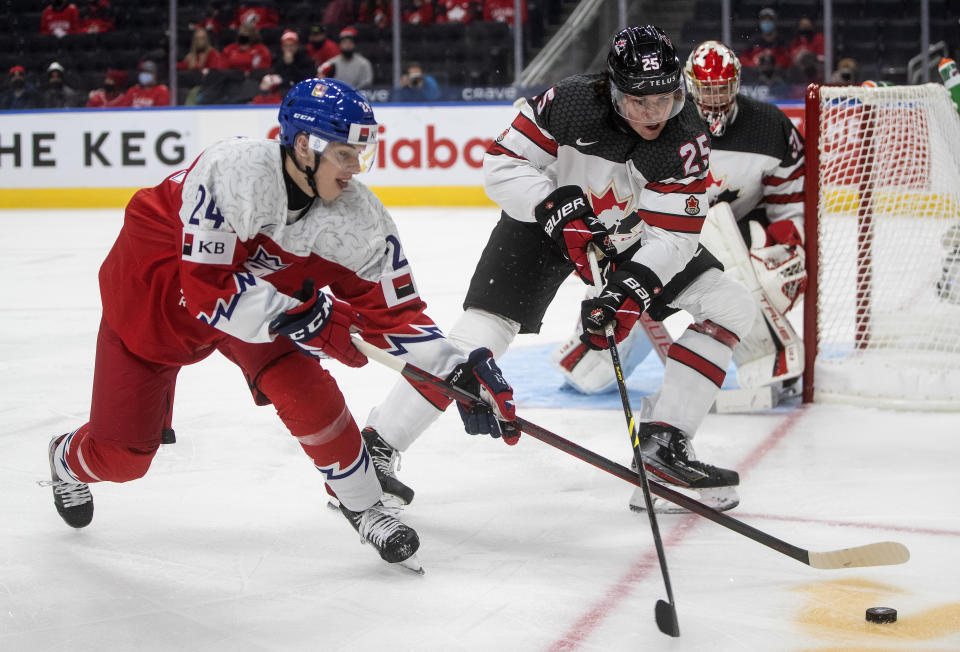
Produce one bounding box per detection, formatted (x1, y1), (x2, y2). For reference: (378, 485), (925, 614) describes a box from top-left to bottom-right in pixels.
(580, 262), (663, 351)
(270, 279), (367, 368)
(447, 348), (518, 441)
(534, 185), (617, 284)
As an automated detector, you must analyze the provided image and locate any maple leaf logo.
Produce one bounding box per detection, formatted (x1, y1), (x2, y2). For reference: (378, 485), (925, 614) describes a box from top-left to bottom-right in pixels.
(684, 195), (701, 215)
(589, 183), (631, 216)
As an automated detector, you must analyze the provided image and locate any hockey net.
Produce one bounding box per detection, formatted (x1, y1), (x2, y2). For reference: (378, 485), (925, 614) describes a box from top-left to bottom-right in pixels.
(803, 83), (960, 409)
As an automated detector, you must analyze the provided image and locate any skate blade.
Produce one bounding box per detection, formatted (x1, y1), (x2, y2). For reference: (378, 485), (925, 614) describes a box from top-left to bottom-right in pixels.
(396, 553), (425, 575)
(629, 486), (740, 514)
(327, 496), (404, 514)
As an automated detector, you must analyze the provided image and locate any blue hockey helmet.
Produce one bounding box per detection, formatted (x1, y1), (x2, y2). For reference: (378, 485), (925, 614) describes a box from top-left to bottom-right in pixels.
(278, 78), (378, 168)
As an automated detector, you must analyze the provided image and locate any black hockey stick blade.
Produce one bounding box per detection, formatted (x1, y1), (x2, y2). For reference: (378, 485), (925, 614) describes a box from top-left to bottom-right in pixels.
(655, 599), (680, 637)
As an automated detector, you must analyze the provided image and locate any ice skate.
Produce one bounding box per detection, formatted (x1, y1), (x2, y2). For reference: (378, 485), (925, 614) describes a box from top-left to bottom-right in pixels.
(629, 422), (739, 514)
(339, 501), (423, 574)
(41, 433), (94, 528)
(362, 427), (414, 509)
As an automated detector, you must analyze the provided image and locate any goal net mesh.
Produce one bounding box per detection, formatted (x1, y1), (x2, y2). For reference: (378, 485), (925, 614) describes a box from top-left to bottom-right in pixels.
(812, 83), (960, 408)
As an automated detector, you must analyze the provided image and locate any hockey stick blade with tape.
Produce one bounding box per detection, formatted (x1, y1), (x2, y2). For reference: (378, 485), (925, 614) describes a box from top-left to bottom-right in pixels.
(348, 335), (910, 571)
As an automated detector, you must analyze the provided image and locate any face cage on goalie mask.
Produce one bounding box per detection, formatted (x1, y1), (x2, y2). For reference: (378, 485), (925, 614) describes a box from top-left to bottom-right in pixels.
(610, 81), (686, 126)
(688, 77), (739, 137)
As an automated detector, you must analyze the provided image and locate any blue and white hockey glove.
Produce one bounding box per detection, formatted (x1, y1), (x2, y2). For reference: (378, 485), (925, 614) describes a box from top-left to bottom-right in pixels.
(270, 279), (367, 368)
(447, 348), (518, 442)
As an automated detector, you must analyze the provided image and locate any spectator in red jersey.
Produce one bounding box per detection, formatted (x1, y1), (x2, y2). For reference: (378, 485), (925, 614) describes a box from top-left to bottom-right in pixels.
(41, 0), (80, 37)
(78, 0), (114, 33)
(222, 22), (272, 73)
(788, 16), (824, 66)
(40, 61), (81, 107)
(435, 0), (478, 23)
(108, 60), (171, 107)
(741, 7), (791, 69)
(357, 0), (390, 29)
(403, 0), (434, 25)
(306, 25), (340, 66)
(229, 3), (279, 29)
(86, 68), (127, 107)
(249, 72), (284, 104)
(323, 0), (355, 33)
(178, 27), (224, 71)
(1, 65), (39, 110)
(274, 30), (316, 88)
(482, 0), (526, 25)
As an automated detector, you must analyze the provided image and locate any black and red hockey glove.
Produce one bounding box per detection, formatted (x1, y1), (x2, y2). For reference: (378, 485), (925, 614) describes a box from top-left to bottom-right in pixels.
(580, 262), (663, 351)
(447, 348), (518, 443)
(534, 185), (617, 284)
(270, 279), (367, 368)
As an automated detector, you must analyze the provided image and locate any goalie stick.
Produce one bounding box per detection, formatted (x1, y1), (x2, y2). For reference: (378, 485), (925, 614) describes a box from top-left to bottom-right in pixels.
(350, 335), (910, 571)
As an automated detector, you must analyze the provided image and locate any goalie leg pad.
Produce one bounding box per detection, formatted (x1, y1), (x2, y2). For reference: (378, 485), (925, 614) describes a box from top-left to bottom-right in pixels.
(550, 320), (653, 394)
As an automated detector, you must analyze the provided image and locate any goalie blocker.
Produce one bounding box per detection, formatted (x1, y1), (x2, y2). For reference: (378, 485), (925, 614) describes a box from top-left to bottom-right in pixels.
(551, 203), (804, 412)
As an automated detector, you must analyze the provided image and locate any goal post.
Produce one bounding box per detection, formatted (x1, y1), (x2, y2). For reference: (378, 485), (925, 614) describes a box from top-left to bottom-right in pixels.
(803, 82), (960, 409)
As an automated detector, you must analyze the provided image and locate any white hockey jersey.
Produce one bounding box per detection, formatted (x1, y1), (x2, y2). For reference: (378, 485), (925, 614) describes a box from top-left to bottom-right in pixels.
(705, 94), (804, 236)
(483, 73), (712, 287)
(99, 137), (464, 378)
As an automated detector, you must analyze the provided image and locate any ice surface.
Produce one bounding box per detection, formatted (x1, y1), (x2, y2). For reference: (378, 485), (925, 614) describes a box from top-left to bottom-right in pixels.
(2, 208), (959, 651)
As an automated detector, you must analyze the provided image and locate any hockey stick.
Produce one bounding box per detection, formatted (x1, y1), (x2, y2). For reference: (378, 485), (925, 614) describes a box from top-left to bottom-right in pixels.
(349, 335), (910, 571)
(587, 250), (679, 637)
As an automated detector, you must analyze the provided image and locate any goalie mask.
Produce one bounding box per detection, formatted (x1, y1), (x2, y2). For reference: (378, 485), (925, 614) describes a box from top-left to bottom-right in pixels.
(684, 41), (741, 137)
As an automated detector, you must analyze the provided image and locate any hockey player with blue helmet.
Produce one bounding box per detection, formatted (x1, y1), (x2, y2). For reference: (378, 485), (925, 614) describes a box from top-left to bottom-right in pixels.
(43, 78), (517, 574)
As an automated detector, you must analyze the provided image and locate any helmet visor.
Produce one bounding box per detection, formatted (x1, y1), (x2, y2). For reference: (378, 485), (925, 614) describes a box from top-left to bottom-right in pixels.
(308, 135), (377, 173)
(611, 81), (686, 126)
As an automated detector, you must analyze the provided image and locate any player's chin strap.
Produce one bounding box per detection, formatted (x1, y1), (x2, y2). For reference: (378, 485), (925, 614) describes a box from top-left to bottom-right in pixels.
(283, 145), (321, 197)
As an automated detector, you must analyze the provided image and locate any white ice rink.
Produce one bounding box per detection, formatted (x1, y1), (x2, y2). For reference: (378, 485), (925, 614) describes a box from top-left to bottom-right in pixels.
(3, 207), (959, 651)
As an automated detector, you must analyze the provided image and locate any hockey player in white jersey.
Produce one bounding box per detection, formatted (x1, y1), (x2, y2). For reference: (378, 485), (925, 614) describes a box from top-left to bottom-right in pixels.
(552, 40), (806, 412)
(42, 78), (516, 573)
(360, 26), (755, 513)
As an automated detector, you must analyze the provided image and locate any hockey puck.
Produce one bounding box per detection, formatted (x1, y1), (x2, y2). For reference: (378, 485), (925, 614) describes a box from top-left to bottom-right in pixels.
(865, 607), (897, 624)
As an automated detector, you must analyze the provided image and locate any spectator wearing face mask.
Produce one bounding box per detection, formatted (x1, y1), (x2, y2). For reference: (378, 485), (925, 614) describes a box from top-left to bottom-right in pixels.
(222, 22), (272, 72)
(317, 27), (373, 90)
(831, 58), (859, 84)
(1, 65), (38, 110)
(41, 61), (81, 108)
(108, 60), (171, 107)
(41, 0), (80, 37)
(789, 16), (824, 66)
(305, 25), (340, 66)
(743, 8), (790, 70)
(86, 68), (127, 107)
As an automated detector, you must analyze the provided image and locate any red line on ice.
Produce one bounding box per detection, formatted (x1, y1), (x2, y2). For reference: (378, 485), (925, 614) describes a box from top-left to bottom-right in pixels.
(545, 407), (807, 652)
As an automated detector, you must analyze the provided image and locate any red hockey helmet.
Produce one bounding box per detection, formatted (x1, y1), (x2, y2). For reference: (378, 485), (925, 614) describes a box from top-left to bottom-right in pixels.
(683, 41), (741, 137)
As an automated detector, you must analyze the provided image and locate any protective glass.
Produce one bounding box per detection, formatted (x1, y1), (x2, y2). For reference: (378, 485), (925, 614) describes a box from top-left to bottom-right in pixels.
(610, 80), (686, 126)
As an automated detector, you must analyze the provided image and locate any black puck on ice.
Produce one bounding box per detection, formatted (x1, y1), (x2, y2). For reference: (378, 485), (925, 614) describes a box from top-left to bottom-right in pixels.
(865, 607), (897, 624)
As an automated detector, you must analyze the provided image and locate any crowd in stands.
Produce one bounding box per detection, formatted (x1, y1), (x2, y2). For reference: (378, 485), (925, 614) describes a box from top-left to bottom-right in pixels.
(1, 0), (539, 109)
(7, 1), (954, 110)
